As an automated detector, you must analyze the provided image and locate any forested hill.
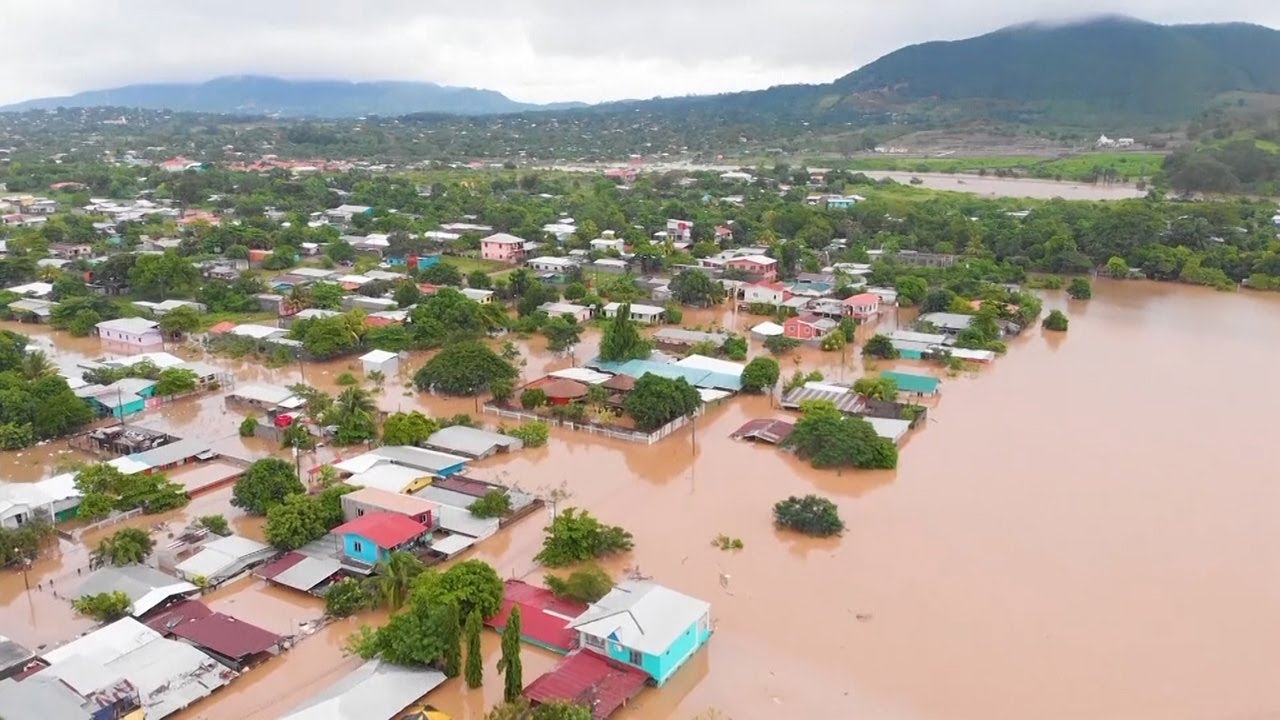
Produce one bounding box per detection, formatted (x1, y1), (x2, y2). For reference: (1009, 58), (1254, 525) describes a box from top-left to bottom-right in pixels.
(0, 76), (584, 118)
(599, 18), (1280, 126)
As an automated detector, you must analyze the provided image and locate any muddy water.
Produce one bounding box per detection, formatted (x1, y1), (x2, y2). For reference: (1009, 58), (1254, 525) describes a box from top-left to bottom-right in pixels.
(860, 171), (1146, 201)
(6, 282), (1280, 720)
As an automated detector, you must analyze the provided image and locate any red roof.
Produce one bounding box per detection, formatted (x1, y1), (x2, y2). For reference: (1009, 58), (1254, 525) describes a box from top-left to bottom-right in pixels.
(170, 612), (282, 660)
(333, 512), (427, 549)
(254, 551), (306, 580)
(524, 651), (649, 720)
(208, 321), (237, 335)
(143, 599), (213, 633)
(843, 292), (880, 306)
(487, 580), (587, 653)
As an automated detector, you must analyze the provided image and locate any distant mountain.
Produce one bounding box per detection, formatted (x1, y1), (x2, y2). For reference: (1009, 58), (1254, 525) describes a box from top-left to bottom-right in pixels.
(0, 75), (584, 117)
(603, 17), (1280, 126)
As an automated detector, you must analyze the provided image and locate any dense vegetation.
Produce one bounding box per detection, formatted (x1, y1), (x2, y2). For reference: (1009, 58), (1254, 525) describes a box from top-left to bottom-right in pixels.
(0, 331), (94, 449)
(535, 508), (634, 567)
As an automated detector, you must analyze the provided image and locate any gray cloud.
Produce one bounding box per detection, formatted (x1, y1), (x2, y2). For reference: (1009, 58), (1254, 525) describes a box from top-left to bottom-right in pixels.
(2, 0), (1277, 105)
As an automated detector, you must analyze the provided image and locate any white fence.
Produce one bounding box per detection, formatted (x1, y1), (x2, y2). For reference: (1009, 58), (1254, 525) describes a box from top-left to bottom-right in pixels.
(483, 405), (698, 445)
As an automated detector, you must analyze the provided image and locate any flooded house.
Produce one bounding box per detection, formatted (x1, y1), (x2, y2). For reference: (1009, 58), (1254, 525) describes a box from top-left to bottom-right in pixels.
(916, 312), (975, 336)
(144, 600), (282, 671)
(601, 302), (666, 325)
(254, 552), (344, 596)
(339, 487), (436, 527)
(280, 659), (446, 720)
(75, 565), (199, 617)
(421, 425), (523, 459)
(332, 512), (431, 567)
(538, 301), (593, 323)
(879, 371), (942, 397)
(783, 314), (837, 342)
(334, 446), (469, 491)
(567, 580), (712, 686)
(94, 317), (163, 349)
(7, 297), (57, 322)
(0, 636), (37, 680)
(75, 377), (157, 417)
(487, 580), (588, 654)
(39, 617), (234, 718)
(652, 328), (729, 353)
(359, 349), (400, 377)
(173, 534), (276, 587)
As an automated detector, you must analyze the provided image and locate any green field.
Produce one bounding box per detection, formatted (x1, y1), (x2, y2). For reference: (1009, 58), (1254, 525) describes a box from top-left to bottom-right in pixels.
(837, 151), (1167, 182)
(439, 256), (512, 276)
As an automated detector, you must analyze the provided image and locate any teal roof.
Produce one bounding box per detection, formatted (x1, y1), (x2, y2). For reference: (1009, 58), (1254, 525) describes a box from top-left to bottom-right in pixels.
(880, 371), (940, 395)
(587, 358), (742, 391)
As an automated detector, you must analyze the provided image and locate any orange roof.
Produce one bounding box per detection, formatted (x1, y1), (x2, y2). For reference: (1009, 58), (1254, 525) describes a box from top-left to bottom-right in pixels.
(208, 321), (236, 334)
(844, 292), (880, 305)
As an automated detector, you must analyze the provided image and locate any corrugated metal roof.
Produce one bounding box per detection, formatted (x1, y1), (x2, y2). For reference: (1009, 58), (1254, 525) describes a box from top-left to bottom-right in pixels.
(587, 358), (742, 392)
(568, 581), (710, 656)
(423, 425), (522, 458)
(169, 613), (281, 659)
(879, 371), (941, 395)
(523, 651), (649, 720)
(0, 675), (90, 720)
(282, 659), (446, 720)
(74, 566), (197, 617)
(780, 386), (866, 415)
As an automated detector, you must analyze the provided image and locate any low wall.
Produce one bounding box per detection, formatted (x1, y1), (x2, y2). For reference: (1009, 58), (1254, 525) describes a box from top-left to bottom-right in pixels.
(482, 405), (697, 445)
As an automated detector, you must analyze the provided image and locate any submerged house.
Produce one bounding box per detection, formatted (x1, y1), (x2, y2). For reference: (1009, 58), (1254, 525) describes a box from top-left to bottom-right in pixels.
(333, 512), (430, 567)
(567, 580), (711, 686)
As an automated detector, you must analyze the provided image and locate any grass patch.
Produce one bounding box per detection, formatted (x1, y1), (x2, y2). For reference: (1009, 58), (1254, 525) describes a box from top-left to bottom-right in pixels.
(440, 256), (511, 276)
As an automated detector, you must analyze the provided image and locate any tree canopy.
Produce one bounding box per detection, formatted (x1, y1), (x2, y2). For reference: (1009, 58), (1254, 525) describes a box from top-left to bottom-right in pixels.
(535, 508), (634, 567)
(413, 341), (518, 395)
(232, 458), (305, 515)
(598, 304), (651, 362)
(623, 374), (701, 431)
(740, 357), (780, 393)
(783, 400), (899, 470)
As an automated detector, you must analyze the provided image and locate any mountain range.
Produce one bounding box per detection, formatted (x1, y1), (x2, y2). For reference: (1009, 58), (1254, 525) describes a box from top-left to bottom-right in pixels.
(0, 76), (583, 117)
(4, 17), (1280, 124)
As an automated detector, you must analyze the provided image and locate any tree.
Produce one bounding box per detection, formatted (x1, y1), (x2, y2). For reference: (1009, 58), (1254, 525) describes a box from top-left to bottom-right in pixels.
(19, 350), (56, 381)
(598, 305), (651, 361)
(535, 508), (634, 567)
(72, 591), (132, 622)
(1043, 309), (1070, 331)
(544, 563), (614, 604)
(415, 559), (505, 620)
(264, 495), (327, 550)
(542, 316), (582, 354)
(153, 367), (198, 396)
(721, 335), (748, 361)
(498, 606), (523, 703)
(782, 400), (899, 470)
(922, 288), (957, 313)
(310, 283), (346, 310)
(624, 374), (700, 432)
(393, 282), (421, 309)
(367, 551), (425, 610)
(74, 462), (187, 518)
(92, 527), (155, 567)
(281, 421), (315, 451)
(668, 269), (725, 307)
(895, 276), (928, 306)
(520, 388), (547, 410)
(820, 328), (847, 352)
(239, 417), (259, 437)
(1066, 278), (1093, 300)
(505, 420), (549, 448)
(469, 490), (512, 518)
(774, 495), (845, 537)
(232, 458), (304, 515)
(325, 577), (372, 617)
(464, 609), (484, 688)
(333, 386), (378, 444)
(862, 334), (899, 359)
(1105, 256), (1129, 277)
(128, 251), (199, 301)
(413, 341), (518, 395)
(740, 357), (780, 393)
(490, 377), (515, 404)
(442, 601), (463, 678)
(764, 335), (800, 355)
(382, 411), (438, 446)
(68, 308), (101, 337)
(421, 262), (464, 286)
(326, 240), (357, 263)
(157, 305), (201, 338)
(196, 514), (231, 536)
(853, 376), (898, 402)
(467, 270), (492, 290)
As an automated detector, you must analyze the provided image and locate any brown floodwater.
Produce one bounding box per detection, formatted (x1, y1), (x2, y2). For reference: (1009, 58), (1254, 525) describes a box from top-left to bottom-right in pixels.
(6, 281), (1280, 720)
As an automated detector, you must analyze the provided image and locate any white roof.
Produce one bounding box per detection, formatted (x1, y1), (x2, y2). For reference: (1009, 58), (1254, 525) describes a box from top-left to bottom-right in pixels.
(548, 367), (611, 384)
(604, 302), (664, 315)
(0, 482), (54, 519)
(697, 388), (732, 403)
(105, 351), (185, 369)
(481, 232), (525, 245)
(731, 254), (776, 265)
(96, 317), (158, 333)
(431, 502), (499, 540)
(528, 256), (577, 267)
(106, 456), (152, 475)
(568, 580), (710, 655)
(6, 281), (53, 296)
(336, 274), (372, 285)
(230, 383), (296, 405)
(175, 534), (272, 580)
(282, 659), (446, 720)
(32, 473), (82, 503)
(948, 347), (997, 362)
(750, 321), (785, 336)
(430, 534), (477, 556)
(229, 323), (286, 339)
(674, 354), (745, 378)
(863, 416), (912, 444)
(359, 349), (398, 364)
(291, 268), (336, 278)
(343, 464), (433, 493)
(44, 617), (160, 666)
(460, 288), (494, 301)
(890, 330), (948, 345)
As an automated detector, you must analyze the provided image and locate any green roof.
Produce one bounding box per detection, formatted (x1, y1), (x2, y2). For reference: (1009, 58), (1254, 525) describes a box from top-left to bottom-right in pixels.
(880, 371), (941, 395)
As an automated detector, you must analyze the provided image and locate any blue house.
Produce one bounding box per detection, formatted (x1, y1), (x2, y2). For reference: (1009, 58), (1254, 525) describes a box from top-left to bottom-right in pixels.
(332, 512), (429, 566)
(79, 377), (157, 418)
(567, 580), (711, 686)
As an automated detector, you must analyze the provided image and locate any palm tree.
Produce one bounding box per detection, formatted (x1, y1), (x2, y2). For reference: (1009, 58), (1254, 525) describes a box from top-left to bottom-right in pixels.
(336, 386), (376, 419)
(367, 370), (386, 392)
(283, 285), (312, 315)
(365, 551), (424, 610)
(21, 351), (57, 380)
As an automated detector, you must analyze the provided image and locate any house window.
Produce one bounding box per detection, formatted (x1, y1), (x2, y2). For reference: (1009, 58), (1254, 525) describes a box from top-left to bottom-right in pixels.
(352, 540), (363, 553)
(584, 634), (605, 650)
(628, 649), (643, 665)
(357, 509), (364, 516)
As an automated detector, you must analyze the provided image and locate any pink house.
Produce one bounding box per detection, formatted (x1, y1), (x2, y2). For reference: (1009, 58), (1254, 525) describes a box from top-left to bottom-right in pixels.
(784, 314), (837, 342)
(480, 233), (528, 264)
(725, 254), (778, 281)
(96, 317), (164, 348)
(843, 292), (882, 320)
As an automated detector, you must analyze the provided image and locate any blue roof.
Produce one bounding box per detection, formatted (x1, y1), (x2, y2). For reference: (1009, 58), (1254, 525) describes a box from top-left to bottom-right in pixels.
(587, 358), (742, 391)
(879, 371), (941, 394)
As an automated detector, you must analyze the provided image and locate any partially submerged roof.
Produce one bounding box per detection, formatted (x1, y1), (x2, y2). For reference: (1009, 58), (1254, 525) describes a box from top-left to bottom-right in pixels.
(228, 383), (298, 406)
(540, 378), (589, 400)
(282, 658), (446, 720)
(0, 634), (36, 674)
(332, 512), (427, 549)
(174, 534), (273, 581)
(255, 552), (343, 592)
(488, 580), (587, 654)
(424, 425), (522, 458)
(0, 675), (90, 720)
(343, 464), (434, 494)
(169, 612), (282, 660)
(75, 565), (198, 617)
(523, 651), (649, 720)
(780, 385), (866, 415)
(333, 445), (468, 475)
(548, 367), (611, 385)
(673, 354), (745, 378)
(587, 358), (742, 392)
(652, 328), (728, 346)
(879, 371), (941, 395)
(730, 418), (795, 445)
(863, 416), (912, 445)
(568, 580), (710, 656)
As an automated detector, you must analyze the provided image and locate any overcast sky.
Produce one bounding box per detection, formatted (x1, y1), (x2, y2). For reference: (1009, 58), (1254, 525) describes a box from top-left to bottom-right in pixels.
(2, 0), (1277, 106)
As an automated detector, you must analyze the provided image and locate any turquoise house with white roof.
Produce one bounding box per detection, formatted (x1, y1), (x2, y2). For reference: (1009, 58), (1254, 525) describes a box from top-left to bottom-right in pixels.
(567, 580), (711, 686)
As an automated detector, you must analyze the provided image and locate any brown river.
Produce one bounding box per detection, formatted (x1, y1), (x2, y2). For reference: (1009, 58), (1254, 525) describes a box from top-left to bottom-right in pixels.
(3, 279), (1279, 720)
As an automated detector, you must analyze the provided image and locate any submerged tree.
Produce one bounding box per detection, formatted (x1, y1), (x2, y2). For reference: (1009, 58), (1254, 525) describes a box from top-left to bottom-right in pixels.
(464, 609), (484, 688)
(498, 606), (523, 703)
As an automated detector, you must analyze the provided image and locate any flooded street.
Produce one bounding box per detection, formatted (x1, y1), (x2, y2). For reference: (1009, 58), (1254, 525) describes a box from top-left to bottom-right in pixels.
(859, 171), (1147, 200)
(4, 280), (1280, 719)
